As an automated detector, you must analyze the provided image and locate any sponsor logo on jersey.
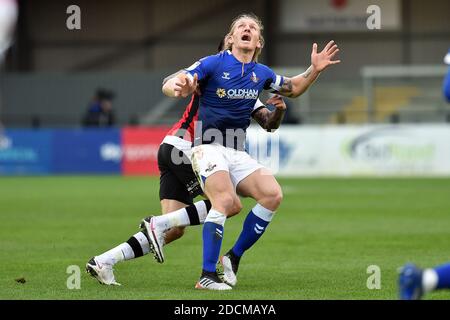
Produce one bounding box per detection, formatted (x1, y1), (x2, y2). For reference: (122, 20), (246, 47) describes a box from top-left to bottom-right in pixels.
(216, 88), (226, 98)
(227, 88), (259, 99)
(216, 88), (259, 100)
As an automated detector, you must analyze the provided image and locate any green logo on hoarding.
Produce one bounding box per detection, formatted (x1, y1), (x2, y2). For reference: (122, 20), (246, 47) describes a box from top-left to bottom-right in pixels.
(342, 127), (435, 162)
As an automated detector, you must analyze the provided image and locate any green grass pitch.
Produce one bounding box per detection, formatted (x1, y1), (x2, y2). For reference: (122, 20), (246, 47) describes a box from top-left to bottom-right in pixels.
(1, 176), (449, 300)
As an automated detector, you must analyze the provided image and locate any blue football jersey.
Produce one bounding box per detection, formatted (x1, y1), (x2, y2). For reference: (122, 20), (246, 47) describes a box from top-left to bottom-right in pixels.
(184, 50), (283, 149)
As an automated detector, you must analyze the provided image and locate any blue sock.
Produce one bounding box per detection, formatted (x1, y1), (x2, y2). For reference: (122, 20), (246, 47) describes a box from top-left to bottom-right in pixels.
(435, 263), (450, 289)
(232, 203), (274, 257)
(202, 209), (226, 273)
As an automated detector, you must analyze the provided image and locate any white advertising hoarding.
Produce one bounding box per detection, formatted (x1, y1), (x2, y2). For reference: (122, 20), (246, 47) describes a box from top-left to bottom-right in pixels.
(246, 125), (450, 176)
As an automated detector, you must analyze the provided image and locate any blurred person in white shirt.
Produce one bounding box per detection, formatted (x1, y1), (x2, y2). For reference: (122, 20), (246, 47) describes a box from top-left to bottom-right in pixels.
(0, 0), (17, 63)
(0, 0), (17, 132)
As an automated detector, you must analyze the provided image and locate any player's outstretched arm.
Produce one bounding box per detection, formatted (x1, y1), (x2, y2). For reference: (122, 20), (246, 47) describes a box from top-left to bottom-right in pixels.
(162, 70), (184, 86)
(278, 40), (341, 98)
(162, 73), (198, 98)
(252, 95), (286, 131)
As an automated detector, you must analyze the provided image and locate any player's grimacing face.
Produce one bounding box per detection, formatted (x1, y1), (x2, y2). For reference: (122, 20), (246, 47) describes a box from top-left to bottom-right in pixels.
(230, 17), (261, 52)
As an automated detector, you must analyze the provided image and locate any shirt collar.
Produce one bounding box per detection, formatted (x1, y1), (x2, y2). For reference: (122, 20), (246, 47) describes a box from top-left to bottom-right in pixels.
(227, 50), (255, 66)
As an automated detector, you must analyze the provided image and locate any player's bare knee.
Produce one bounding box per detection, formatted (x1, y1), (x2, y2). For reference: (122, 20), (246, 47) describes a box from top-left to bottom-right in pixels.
(265, 188), (283, 211)
(273, 189), (283, 209)
(213, 193), (236, 216)
(230, 197), (243, 216)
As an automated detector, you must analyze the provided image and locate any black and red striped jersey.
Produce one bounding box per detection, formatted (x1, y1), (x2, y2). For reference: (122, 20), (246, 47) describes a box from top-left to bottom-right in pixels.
(165, 94), (200, 143)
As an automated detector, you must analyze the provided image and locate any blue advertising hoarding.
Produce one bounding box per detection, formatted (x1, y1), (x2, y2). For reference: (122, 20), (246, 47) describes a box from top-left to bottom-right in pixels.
(52, 128), (121, 174)
(0, 128), (122, 175)
(0, 129), (53, 175)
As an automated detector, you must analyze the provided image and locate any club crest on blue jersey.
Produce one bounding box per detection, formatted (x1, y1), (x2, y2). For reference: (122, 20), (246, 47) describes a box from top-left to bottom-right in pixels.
(250, 72), (259, 83)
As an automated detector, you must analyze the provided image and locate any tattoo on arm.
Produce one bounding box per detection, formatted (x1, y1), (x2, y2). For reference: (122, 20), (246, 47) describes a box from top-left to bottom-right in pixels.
(279, 78), (294, 97)
(278, 66), (318, 98)
(282, 78), (293, 92)
(301, 65), (313, 78)
(252, 107), (286, 131)
(252, 108), (270, 129)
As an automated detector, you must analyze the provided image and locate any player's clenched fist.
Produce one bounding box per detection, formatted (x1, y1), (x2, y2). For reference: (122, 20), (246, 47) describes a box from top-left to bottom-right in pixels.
(174, 73), (198, 98)
(266, 94), (286, 110)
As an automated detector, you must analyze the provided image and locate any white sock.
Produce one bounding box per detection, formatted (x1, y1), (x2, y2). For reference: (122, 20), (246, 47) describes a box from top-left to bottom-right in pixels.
(252, 203), (275, 222)
(422, 268), (438, 293)
(154, 200), (210, 231)
(204, 209), (227, 226)
(95, 231), (151, 265)
(195, 200), (209, 224)
(96, 242), (134, 265)
(132, 231), (151, 255)
(154, 208), (190, 231)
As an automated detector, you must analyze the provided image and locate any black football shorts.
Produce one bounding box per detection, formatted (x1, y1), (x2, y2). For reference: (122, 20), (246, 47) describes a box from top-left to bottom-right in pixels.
(158, 142), (202, 205)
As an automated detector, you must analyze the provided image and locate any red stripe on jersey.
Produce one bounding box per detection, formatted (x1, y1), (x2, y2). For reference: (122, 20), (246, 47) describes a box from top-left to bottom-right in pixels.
(166, 94), (199, 143)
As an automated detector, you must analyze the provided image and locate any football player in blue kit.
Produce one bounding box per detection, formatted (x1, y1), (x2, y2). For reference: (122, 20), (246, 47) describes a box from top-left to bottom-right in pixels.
(149, 13), (340, 290)
(399, 262), (450, 300)
(398, 50), (450, 300)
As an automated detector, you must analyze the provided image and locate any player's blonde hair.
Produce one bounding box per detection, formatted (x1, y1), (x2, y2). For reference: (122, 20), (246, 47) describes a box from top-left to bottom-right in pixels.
(224, 13), (265, 62)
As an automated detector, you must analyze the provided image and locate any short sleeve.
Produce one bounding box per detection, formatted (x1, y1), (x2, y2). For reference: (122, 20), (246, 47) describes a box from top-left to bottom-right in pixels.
(184, 54), (220, 82)
(262, 66), (284, 92)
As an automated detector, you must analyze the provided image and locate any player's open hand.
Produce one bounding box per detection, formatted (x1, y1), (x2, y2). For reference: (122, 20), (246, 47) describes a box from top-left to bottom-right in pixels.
(174, 73), (198, 98)
(266, 94), (286, 110)
(311, 40), (341, 73)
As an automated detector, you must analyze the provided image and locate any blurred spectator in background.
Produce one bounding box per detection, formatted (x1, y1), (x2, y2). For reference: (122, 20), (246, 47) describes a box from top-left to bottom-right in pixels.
(82, 88), (116, 127)
(0, 0), (17, 64)
(0, 0), (18, 133)
(443, 48), (450, 103)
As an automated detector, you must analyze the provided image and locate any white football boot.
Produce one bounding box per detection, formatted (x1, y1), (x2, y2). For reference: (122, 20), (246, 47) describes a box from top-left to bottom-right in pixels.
(85, 257), (121, 286)
(218, 250), (239, 287)
(141, 216), (165, 263)
(195, 273), (232, 291)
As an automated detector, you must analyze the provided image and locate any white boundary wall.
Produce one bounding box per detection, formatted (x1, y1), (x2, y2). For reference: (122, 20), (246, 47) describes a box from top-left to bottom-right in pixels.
(246, 124), (450, 177)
